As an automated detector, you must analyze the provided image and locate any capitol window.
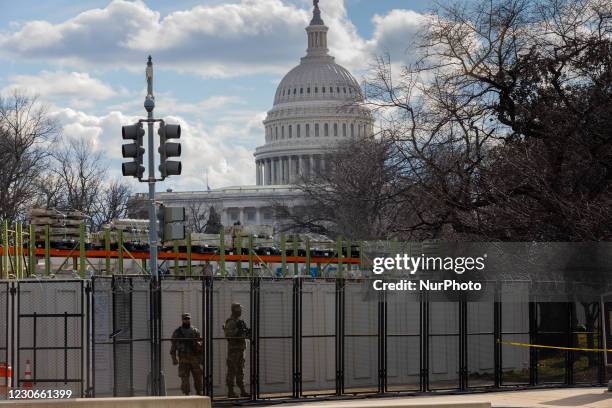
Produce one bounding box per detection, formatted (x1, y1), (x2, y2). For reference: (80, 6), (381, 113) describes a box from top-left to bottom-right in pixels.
(350, 123), (354, 137)
(289, 125), (292, 138)
(329, 87), (333, 93)
(293, 88), (296, 95)
(334, 123), (338, 137)
(324, 123), (329, 136)
(275, 126), (279, 140)
(306, 124), (310, 137)
(342, 123), (347, 137)
(300, 88), (303, 94)
(307, 87), (310, 94)
(322, 86), (325, 93)
(297, 124), (301, 137)
(282, 126), (285, 139)
(315, 87), (318, 93)
(337, 87), (340, 93)
(315, 123), (319, 137)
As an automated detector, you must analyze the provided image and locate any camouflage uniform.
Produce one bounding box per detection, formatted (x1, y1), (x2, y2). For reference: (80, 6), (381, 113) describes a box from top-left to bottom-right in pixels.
(223, 303), (250, 398)
(170, 313), (203, 395)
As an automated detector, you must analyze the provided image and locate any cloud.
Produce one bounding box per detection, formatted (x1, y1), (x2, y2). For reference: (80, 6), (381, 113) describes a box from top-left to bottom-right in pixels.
(48, 106), (257, 191)
(0, 0), (425, 77)
(366, 9), (432, 67)
(0, 0), (308, 77)
(2, 71), (119, 102)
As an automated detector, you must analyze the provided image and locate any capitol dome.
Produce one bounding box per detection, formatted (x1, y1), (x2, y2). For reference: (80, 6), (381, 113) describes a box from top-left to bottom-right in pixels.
(254, 1), (373, 186)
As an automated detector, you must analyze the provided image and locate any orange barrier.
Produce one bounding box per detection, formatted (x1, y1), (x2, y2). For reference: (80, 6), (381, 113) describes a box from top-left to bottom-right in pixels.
(0, 362), (11, 398)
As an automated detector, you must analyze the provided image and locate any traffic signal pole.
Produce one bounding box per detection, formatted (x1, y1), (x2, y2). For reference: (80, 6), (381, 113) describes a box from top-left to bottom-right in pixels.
(144, 56), (164, 396)
(122, 56), (182, 396)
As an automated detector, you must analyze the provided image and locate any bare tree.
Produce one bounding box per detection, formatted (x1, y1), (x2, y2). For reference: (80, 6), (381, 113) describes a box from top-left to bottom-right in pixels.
(52, 137), (106, 228)
(284, 0), (611, 241)
(91, 179), (133, 230)
(186, 201), (210, 233)
(0, 91), (58, 222)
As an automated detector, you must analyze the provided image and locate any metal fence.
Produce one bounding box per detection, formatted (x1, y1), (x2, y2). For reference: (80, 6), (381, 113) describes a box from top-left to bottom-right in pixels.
(0, 277), (607, 402)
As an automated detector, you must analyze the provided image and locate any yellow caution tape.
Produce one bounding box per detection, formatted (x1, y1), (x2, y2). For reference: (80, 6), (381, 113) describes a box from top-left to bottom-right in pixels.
(497, 339), (612, 353)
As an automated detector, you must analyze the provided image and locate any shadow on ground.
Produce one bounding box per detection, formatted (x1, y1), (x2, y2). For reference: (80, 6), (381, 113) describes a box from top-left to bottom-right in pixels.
(542, 392), (611, 406)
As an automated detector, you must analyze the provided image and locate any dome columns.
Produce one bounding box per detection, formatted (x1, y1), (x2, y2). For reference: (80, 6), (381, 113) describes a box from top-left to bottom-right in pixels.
(255, 154), (329, 185)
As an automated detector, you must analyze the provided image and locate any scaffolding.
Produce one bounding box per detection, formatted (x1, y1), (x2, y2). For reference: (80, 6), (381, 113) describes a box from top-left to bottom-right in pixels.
(0, 221), (364, 279)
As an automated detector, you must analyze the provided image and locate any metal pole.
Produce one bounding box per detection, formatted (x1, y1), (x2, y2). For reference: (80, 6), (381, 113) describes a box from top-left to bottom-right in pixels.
(145, 56), (163, 396)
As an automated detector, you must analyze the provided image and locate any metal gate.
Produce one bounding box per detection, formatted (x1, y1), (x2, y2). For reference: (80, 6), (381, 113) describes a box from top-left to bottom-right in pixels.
(16, 280), (85, 396)
(92, 276), (151, 397)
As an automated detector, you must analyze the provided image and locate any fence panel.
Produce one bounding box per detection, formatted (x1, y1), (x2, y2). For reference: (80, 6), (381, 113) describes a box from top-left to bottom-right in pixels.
(258, 279), (292, 398)
(500, 282), (530, 385)
(573, 302), (601, 384)
(386, 289), (420, 392)
(428, 301), (460, 390)
(92, 277), (113, 397)
(17, 280), (83, 397)
(301, 279), (336, 395)
(536, 302), (568, 384)
(161, 277), (204, 395)
(467, 301), (495, 388)
(212, 278), (251, 400)
(0, 282), (8, 400)
(344, 280), (378, 393)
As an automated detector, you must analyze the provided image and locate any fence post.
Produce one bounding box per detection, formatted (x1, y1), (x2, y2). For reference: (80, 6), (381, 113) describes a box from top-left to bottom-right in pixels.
(15, 223), (21, 279)
(28, 224), (35, 276)
(44, 224), (50, 276)
(292, 277), (302, 397)
(281, 233), (286, 277)
(173, 240), (179, 275)
(529, 301), (537, 385)
(250, 277), (260, 400)
(236, 234), (242, 277)
(2, 220), (7, 278)
(494, 282), (502, 387)
(336, 237), (343, 279)
(566, 302), (574, 385)
(335, 277), (345, 395)
(459, 299), (468, 390)
(203, 276), (214, 397)
(248, 235), (254, 278)
(378, 284), (387, 393)
(186, 230), (192, 276)
(305, 238), (311, 277)
(420, 291), (429, 392)
(105, 229), (111, 275)
(79, 223), (86, 278)
(219, 229), (226, 277)
(118, 230), (124, 274)
(292, 236), (299, 276)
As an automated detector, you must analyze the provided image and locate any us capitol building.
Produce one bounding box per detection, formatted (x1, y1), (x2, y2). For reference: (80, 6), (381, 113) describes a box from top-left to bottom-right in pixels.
(131, 2), (373, 229)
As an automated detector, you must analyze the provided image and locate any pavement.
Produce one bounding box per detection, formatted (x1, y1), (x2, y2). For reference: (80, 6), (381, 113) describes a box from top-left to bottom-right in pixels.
(272, 387), (612, 408)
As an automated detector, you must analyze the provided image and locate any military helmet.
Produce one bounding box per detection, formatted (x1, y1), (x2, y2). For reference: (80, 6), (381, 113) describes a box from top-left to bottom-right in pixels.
(182, 312), (191, 319)
(231, 302), (241, 310)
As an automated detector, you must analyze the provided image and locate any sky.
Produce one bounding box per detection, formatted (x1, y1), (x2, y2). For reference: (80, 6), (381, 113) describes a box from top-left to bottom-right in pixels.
(0, 0), (437, 193)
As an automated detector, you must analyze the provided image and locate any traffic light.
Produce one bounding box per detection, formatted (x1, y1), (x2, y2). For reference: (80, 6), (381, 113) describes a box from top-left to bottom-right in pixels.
(157, 204), (186, 242)
(121, 123), (145, 178)
(158, 123), (181, 178)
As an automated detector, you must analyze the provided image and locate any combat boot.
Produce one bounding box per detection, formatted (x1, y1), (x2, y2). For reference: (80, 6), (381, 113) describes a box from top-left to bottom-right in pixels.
(239, 386), (249, 398)
(227, 386), (237, 398)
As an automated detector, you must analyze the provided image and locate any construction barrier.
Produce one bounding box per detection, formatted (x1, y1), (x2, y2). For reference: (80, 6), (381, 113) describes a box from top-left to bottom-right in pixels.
(0, 363), (11, 398)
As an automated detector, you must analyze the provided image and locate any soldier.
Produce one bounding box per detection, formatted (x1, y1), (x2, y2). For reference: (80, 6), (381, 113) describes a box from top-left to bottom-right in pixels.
(223, 302), (251, 398)
(170, 313), (203, 395)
